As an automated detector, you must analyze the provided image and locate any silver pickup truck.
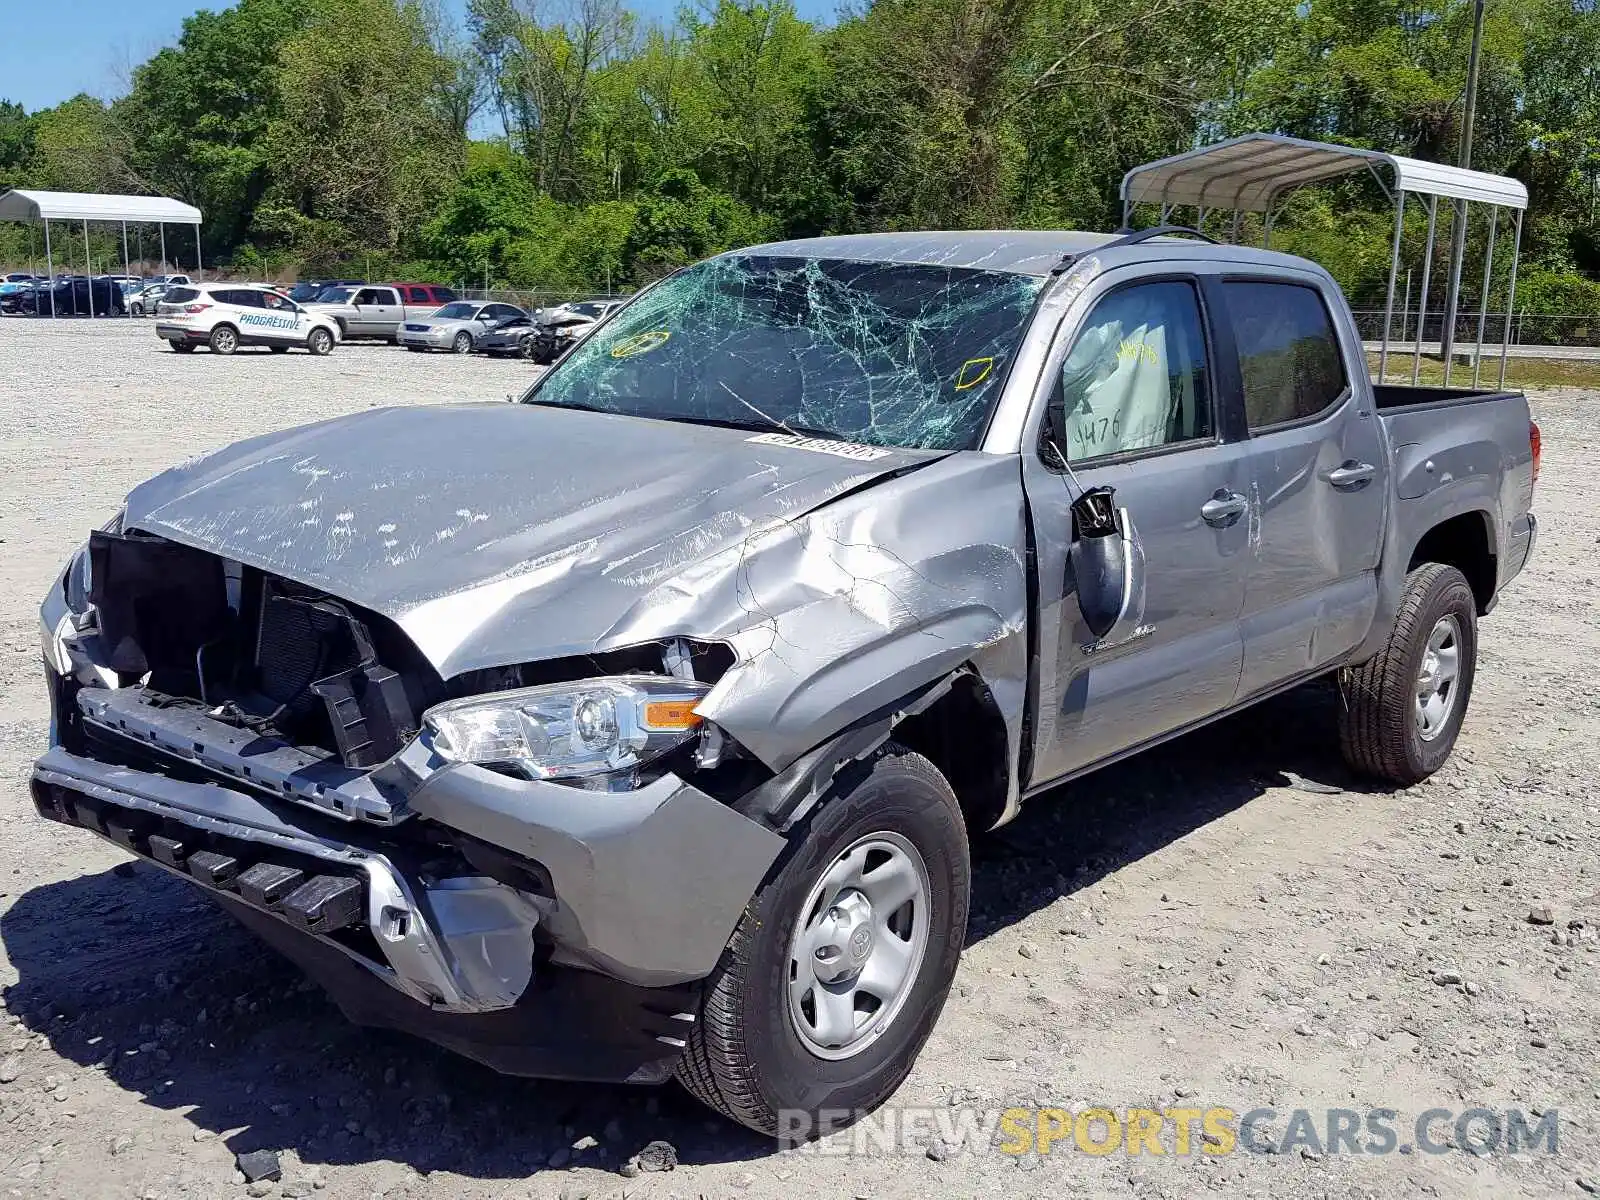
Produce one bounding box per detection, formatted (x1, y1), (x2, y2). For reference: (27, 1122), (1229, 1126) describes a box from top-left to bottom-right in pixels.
(301, 283), (460, 342)
(33, 228), (1537, 1138)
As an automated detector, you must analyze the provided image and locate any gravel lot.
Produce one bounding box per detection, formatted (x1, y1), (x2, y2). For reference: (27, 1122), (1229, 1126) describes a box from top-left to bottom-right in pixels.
(0, 318), (1594, 1199)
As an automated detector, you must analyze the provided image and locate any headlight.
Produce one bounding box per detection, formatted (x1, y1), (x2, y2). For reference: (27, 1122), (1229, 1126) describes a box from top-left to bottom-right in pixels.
(64, 508), (126, 614)
(423, 675), (711, 783)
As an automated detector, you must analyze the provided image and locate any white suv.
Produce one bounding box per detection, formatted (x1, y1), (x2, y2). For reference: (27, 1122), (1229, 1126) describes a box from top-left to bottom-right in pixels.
(154, 284), (343, 356)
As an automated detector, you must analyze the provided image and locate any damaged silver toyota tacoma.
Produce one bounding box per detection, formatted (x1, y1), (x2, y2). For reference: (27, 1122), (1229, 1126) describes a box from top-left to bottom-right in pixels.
(34, 227), (1538, 1136)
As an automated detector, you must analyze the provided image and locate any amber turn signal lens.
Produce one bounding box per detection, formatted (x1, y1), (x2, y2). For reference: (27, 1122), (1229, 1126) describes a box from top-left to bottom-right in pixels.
(643, 700), (701, 730)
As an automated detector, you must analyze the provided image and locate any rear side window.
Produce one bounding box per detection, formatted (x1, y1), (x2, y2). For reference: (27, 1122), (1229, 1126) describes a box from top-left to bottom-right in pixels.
(1225, 281), (1349, 429)
(164, 287), (199, 304)
(406, 286), (431, 303)
(432, 286), (457, 302)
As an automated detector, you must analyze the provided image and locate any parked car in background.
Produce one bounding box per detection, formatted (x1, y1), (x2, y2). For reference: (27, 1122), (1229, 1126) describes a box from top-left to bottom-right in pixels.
(397, 299), (527, 352)
(527, 298), (625, 363)
(154, 283), (341, 355)
(474, 312), (542, 357)
(303, 283), (460, 342)
(127, 283), (170, 317)
(0, 274), (41, 312)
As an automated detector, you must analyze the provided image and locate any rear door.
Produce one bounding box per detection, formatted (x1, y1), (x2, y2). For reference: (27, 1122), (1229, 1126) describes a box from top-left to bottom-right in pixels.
(1022, 270), (1252, 785)
(1221, 272), (1387, 698)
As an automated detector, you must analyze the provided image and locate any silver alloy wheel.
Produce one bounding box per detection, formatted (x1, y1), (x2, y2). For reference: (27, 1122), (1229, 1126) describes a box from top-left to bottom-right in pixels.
(452, 331), (472, 353)
(787, 831), (931, 1061)
(1415, 614), (1463, 741)
(211, 327), (237, 354)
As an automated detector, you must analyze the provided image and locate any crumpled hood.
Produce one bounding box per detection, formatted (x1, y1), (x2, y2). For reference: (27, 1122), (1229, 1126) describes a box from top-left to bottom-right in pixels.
(123, 402), (934, 677)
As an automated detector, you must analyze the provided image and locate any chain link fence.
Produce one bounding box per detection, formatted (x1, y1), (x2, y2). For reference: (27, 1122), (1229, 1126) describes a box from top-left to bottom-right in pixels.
(1351, 310), (1600, 349)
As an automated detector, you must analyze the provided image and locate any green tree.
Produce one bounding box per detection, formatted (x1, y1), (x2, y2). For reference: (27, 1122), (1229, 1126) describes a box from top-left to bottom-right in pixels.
(263, 0), (466, 262)
(119, 0), (315, 254)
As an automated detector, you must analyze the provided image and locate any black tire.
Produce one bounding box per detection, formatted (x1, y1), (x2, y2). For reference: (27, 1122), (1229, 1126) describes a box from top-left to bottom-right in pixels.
(269, 345), (289, 354)
(131, 302), (144, 317)
(406, 345), (426, 352)
(1339, 563), (1477, 785)
(306, 327), (334, 356)
(676, 744), (969, 1140)
(519, 334), (536, 359)
(451, 330), (473, 354)
(208, 325), (239, 355)
(169, 340), (195, 353)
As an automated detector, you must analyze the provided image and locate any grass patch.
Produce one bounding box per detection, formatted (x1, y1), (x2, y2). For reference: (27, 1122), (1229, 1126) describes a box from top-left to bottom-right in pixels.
(1366, 353), (1600, 391)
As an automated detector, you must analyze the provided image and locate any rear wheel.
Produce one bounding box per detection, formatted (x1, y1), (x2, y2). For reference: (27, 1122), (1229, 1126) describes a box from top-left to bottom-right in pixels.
(208, 325), (239, 355)
(451, 331), (473, 354)
(269, 345), (289, 354)
(1339, 563), (1478, 785)
(169, 340), (195, 353)
(306, 327), (334, 356)
(676, 745), (969, 1140)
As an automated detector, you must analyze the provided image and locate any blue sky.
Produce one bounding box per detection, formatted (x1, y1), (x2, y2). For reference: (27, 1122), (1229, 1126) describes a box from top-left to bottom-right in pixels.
(0, 0), (841, 113)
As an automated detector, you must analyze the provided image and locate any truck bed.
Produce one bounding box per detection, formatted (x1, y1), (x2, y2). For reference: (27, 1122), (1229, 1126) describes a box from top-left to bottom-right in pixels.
(1371, 382), (1521, 412)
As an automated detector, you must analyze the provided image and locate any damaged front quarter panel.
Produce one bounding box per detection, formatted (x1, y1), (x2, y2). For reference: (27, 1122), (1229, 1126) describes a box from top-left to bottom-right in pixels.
(595, 451), (1032, 802)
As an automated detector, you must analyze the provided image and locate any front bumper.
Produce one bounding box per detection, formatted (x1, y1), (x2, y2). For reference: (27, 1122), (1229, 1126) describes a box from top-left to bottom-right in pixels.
(30, 741), (718, 1083)
(397, 327), (455, 349)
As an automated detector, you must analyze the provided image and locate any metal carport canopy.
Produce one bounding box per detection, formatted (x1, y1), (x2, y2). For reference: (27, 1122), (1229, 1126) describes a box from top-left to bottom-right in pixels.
(0, 189), (202, 224)
(1121, 133), (1528, 213)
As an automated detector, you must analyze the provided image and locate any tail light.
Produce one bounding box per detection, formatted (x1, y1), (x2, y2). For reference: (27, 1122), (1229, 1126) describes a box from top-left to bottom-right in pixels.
(184, 303), (211, 315)
(1530, 420), (1542, 487)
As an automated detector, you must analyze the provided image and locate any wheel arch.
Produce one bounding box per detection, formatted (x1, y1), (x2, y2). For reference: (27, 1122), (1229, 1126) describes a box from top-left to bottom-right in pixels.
(1407, 510), (1497, 614)
(732, 664), (1012, 841)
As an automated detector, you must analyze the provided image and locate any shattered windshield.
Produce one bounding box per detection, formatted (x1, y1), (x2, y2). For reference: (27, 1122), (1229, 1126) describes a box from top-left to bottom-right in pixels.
(523, 255), (1044, 451)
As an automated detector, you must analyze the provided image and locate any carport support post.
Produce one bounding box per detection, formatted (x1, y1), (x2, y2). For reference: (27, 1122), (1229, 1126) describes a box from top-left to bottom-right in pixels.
(43, 217), (54, 318)
(83, 220), (93, 320)
(1411, 195), (1439, 385)
(158, 223), (166, 276)
(1497, 209), (1524, 389)
(1471, 206), (1499, 387)
(121, 221), (131, 318)
(1378, 189), (1407, 382)
(194, 223), (202, 280)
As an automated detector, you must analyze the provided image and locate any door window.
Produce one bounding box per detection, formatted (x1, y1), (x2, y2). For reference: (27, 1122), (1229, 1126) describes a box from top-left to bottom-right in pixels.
(1225, 281), (1349, 429)
(355, 288), (380, 306)
(1048, 280), (1213, 464)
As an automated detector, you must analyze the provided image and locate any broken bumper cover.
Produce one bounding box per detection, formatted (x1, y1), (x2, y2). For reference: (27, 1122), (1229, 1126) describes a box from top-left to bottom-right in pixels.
(29, 745), (711, 1083)
(32, 744), (539, 1013)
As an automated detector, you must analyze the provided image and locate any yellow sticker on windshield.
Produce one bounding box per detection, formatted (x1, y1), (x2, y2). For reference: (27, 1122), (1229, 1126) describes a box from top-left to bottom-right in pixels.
(954, 357), (995, 391)
(610, 330), (671, 359)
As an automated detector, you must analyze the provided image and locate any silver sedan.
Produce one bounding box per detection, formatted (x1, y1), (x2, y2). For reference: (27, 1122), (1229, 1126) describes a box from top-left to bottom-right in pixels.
(397, 300), (528, 353)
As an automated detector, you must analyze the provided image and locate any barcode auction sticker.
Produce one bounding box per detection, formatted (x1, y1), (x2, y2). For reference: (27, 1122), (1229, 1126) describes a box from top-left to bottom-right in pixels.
(746, 432), (892, 461)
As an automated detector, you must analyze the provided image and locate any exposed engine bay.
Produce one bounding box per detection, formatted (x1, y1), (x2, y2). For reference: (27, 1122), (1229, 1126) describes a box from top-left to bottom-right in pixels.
(87, 527), (439, 772)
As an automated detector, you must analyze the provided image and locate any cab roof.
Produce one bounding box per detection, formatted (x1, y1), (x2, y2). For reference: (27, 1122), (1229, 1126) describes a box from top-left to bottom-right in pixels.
(736, 229), (1316, 278)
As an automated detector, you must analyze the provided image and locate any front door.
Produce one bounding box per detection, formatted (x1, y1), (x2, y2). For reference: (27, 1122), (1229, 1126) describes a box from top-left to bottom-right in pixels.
(1219, 274), (1388, 699)
(1022, 274), (1251, 786)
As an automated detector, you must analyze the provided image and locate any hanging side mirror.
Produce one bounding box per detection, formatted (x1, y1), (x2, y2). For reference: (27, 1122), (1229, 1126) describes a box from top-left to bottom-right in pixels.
(1067, 485), (1147, 642)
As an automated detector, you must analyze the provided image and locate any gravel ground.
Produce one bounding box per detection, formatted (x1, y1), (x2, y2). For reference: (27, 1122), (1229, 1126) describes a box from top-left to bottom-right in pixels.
(0, 318), (1594, 1199)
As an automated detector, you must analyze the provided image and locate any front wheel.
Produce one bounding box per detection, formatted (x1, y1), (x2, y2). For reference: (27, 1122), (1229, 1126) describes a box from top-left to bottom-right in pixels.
(1339, 563), (1478, 785)
(208, 325), (239, 355)
(306, 327), (334, 356)
(676, 745), (969, 1139)
(451, 331), (473, 354)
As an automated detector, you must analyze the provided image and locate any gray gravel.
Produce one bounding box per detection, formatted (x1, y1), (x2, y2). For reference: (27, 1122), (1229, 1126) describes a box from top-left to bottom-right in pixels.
(0, 317), (1595, 1198)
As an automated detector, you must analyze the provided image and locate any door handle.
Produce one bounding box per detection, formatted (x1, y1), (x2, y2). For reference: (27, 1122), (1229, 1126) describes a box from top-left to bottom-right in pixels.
(1327, 461), (1377, 489)
(1200, 489), (1248, 527)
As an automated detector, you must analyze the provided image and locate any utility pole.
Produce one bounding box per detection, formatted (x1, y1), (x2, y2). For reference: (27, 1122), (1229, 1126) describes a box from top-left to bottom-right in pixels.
(1441, 0), (1486, 372)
